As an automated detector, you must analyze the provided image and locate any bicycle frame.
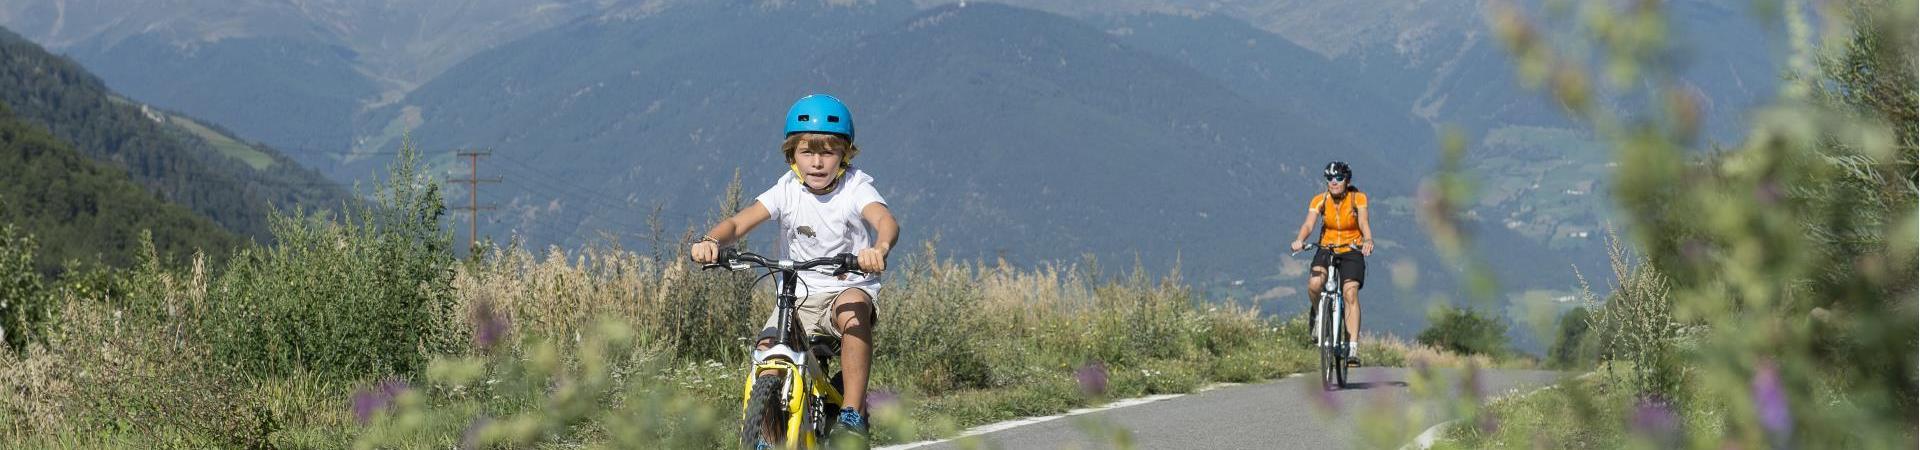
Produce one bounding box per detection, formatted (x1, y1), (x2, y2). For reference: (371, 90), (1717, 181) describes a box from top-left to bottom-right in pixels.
(718, 252), (857, 449)
(1314, 263), (1345, 353)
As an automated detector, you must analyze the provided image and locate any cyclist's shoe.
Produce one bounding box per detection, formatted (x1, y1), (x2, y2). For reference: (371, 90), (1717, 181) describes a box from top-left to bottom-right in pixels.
(832, 409), (870, 449)
(753, 440), (770, 450)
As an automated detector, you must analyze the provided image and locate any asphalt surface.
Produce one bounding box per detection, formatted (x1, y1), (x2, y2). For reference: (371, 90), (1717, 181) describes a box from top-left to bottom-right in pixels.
(887, 367), (1565, 450)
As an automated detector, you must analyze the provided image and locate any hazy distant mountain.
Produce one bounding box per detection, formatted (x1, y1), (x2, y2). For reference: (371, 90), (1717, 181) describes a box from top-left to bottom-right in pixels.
(0, 0), (615, 153)
(352, 1), (1396, 259)
(336, 2), (1589, 338)
(942, 0), (1780, 142)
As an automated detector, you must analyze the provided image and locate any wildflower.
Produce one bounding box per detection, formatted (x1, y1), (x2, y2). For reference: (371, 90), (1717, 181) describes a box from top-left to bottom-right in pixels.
(352, 377), (411, 424)
(460, 416), (492, 450)
(1076, 361), (1108, 397)
(867, 389), (901, 413)
(1629, 397), (1679, 439)
(1751, 361), (1792, 440)
(472, 300), (509, 351)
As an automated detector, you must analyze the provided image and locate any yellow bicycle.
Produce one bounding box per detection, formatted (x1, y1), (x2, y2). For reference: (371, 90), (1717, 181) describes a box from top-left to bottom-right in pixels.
(704, 249), (861, 449)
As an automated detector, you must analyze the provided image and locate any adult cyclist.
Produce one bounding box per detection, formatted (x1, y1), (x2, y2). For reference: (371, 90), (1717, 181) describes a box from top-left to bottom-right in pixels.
(1288, 161), (1375, 366)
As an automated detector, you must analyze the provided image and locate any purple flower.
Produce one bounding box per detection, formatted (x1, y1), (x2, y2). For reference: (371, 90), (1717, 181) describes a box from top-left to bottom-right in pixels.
(1477, 410), (1500, 434)
(461, 416), (492, 450)
(1630, 397), (1679, 437)
(351, 377), (411, 424)
(1752, 361), (1792, 438)
(867, 389), (901, 413)
(1756, 179), (1783, 205)
(1075, 361), (1108, 397)
(350, 390), (383, 424)
(472, 299), (510, 351)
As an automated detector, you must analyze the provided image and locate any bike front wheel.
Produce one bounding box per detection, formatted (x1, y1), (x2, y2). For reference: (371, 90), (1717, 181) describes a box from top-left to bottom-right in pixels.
(741, 374), (787, 449)
(1319, 301), (1338, 391)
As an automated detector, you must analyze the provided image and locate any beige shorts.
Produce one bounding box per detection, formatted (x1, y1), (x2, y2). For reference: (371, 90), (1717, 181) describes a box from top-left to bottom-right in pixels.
(758, 286), (880, 341)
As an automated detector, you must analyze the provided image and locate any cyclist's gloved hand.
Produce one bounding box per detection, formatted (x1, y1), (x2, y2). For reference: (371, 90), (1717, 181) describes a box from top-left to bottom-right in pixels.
(857, 244), (889, 274)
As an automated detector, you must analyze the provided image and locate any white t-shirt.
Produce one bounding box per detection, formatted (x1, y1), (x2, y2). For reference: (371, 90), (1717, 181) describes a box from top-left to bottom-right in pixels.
(754, 167), (887, 296)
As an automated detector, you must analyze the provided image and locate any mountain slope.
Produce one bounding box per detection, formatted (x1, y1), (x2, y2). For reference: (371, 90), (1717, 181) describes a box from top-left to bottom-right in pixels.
(342, 2), (1585, 338)
(0, 0), (613, 156)
(0, 101), (240, 274)
(0, 26), (349, 241)
(354, 1), (1396, 265)
(65, 34), (380, 154)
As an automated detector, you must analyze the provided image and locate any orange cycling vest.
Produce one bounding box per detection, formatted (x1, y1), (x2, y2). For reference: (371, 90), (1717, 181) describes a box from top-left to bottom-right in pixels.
(1308, 192), (1368, 252)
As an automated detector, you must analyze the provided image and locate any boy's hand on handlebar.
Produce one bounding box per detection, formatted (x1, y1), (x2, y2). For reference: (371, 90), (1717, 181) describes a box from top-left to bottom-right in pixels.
(857, 245), (889, 273)
(690, 241), (719, 264)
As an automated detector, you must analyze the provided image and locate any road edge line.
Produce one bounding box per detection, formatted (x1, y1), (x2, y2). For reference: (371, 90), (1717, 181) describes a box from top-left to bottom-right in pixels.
(1402, 370), (1597, 449)
(875, 379), (1257, 450)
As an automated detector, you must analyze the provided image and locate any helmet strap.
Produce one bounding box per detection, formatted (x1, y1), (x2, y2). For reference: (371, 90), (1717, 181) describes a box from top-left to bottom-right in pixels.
(790, 163), (848, 194)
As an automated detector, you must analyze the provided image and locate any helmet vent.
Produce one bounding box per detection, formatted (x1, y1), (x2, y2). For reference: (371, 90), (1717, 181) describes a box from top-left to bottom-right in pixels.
(826, 116), (840, 123)
(797, 114), (811, 122)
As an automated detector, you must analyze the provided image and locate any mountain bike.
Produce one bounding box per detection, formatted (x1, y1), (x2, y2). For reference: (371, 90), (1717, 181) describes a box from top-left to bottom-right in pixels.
(1294, 243), (1361, 390)
(702, 248), (862, 449)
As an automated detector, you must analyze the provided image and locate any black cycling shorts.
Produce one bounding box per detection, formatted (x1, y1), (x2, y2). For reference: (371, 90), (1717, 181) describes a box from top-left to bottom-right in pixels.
(1312, 248), (1366, 290)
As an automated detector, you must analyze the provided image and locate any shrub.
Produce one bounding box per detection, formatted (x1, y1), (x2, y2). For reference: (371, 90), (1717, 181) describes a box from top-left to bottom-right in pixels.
(0, 224), (46, 351)
(1416, 305), (1510, 357)
(200, 138), (458, 380)
(1546, 306), (1599, 369)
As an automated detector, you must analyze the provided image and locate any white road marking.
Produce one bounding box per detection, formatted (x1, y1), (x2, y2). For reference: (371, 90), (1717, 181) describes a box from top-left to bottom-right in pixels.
(876, 382), (1244, 450)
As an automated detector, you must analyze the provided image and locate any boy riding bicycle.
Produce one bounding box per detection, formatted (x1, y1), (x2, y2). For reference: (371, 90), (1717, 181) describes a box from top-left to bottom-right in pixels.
(1289, 161), (1374, 366)
(690, 94), (898, 446)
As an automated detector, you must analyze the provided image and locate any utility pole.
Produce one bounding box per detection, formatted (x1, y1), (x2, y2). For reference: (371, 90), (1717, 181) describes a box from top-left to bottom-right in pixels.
(451, 149), (500, 254)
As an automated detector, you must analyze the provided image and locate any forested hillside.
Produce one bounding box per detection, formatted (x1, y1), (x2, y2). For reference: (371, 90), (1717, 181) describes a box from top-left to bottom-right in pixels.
(0, 27), (348, 240)
(0, 101), (238, 273)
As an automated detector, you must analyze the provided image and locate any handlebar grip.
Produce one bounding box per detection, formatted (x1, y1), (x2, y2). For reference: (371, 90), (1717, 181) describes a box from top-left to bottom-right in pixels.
(834, 253), (862, 275)
(720, 247), (740, 263)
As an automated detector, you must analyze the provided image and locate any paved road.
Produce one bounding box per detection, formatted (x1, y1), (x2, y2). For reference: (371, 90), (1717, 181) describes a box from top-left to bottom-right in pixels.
(887, 367), (1564, 450)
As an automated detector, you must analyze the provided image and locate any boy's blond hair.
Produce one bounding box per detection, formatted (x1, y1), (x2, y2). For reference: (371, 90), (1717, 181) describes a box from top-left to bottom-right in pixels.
(781, 132), (860, 166)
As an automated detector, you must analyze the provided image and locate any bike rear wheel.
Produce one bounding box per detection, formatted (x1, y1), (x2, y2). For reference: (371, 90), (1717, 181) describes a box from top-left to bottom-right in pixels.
(740, 374), (787, 449)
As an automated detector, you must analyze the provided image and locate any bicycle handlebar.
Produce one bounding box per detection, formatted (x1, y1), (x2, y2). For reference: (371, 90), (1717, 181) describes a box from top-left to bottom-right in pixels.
(1291, 243), (1363, 256)
(701, 248), (865, 277)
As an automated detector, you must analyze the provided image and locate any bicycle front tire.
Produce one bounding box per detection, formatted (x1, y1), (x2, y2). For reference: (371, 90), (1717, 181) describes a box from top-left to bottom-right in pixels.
(740, 374), (787, 449)
(1320, 297), (1338, 391)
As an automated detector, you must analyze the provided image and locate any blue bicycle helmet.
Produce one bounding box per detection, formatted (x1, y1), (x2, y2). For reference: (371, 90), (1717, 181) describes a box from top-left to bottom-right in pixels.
(784, 94), (855, 141)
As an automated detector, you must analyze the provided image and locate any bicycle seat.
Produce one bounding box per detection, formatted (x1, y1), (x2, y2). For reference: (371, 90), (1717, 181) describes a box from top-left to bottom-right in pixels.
(807, 335), (840, 361)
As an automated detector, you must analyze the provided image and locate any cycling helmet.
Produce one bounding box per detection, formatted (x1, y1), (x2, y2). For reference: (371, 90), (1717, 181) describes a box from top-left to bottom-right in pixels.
(1323, 161), (1352, 182)
(784, 94), (855, 141)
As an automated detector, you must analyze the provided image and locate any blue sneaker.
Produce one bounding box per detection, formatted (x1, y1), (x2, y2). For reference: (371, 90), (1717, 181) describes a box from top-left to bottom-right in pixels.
(834, 409), (870, 449)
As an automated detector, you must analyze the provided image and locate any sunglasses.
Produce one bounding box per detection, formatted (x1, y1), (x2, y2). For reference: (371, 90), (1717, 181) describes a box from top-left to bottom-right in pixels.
(1325, 175), (1348, 183)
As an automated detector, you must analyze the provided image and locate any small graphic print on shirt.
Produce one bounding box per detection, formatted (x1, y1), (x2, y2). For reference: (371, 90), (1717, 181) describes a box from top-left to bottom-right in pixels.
(797, 226), (816, 238)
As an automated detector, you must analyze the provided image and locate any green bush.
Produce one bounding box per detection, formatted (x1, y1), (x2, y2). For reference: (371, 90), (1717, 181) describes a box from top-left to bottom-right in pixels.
(0, 224), (46, 351)
(1416, 305), (1510, 357)
(200, 138), (458, 380)
(1546, 306), (1600, 369)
